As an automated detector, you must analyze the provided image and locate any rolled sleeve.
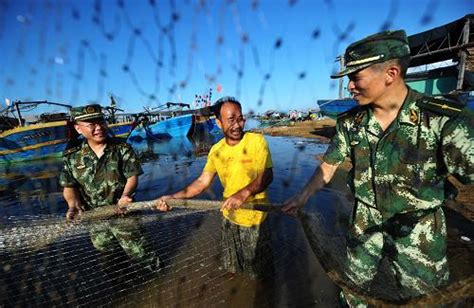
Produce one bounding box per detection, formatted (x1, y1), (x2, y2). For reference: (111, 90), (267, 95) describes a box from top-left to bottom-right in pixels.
(441, 114), (474, 184)
(121, 146), (143, 178)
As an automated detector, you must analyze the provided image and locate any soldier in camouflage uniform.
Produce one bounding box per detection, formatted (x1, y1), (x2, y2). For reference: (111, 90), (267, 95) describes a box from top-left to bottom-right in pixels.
(283, 30), (473, 306)
(60, 104), (158, 271)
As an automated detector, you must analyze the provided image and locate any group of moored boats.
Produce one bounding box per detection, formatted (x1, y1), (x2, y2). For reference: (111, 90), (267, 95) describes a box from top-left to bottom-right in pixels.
(0, 100), (219, 164)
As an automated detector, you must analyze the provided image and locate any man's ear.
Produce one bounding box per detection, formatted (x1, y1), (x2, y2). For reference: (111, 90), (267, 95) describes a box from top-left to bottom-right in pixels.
(385, 65), (401, 84)
(74, 124), (82, 134)
(216, 118), (222, 129)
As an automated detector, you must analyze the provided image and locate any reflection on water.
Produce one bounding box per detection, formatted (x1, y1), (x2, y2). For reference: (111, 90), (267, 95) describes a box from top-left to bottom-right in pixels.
(0, 129), (324, 217)
(0, 132), (472, 306)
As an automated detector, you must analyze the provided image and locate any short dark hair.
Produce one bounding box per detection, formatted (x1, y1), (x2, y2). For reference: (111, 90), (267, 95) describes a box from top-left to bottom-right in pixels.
(397, 56), (410, 78)
(372, 55), (410, 78)
(212, 96), (242, 119)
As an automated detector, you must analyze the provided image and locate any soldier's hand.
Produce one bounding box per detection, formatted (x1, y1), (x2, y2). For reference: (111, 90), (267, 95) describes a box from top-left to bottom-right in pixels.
(154, 195), (172, 212)
(281, 195), (305, 217)
(116, 195), (134, 216)
(66, 203), (85, 221)
(117, 195), (133, 207)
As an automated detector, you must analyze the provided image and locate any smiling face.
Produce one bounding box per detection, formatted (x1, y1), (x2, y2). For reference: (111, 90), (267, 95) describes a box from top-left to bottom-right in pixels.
(347, 65), (387, 106)
(74, 118), (108, 144)
(216, 102), (245, 146)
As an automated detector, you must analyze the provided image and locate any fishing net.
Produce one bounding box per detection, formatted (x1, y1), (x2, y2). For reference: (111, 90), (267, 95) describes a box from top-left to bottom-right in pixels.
(1, 191), (473, 306)
(0, 201), (337, 307)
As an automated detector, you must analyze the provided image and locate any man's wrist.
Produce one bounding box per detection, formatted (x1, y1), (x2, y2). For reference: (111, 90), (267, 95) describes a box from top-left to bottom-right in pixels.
(239, 188), (251, 201)
(121, 193), (135, 199)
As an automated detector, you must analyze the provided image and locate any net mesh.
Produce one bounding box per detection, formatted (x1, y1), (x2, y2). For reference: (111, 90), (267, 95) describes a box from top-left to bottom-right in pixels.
(0, 208), (337, 306)
(1, 188), (473, 306)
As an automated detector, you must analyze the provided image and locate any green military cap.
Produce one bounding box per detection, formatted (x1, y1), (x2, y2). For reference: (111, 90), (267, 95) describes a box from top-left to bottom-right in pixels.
(70, 104), (105, 121)
(331, 30), (410, 79)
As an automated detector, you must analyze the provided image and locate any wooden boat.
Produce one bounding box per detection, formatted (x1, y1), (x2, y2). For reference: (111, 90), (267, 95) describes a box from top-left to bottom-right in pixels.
(406, 14), (473, 97)
(0, 101), (72, 163)
(103, 100), (139, 139)
(128, 103), (194, 141)
(0, 101), (136, 163)
(316, 98), (357, 119)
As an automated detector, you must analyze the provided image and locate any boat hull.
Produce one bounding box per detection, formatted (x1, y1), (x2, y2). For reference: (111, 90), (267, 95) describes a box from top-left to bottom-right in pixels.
(0, 121), (69, 163)
(128, 114), (193, 141)
(317, 98), (357, 119)
(108, 121), (136, 138)
(192, 115), (220, 135)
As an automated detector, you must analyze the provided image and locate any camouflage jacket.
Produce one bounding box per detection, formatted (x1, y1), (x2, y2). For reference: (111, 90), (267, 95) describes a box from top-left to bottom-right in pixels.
(324, 88), (473, 221)
(59, 138), (143, 209)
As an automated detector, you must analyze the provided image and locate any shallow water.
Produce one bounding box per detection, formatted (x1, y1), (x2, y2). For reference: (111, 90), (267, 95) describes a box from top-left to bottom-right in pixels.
(0, 132), (345, 306)
(0, 132), (472, 306)
(0, 132), (328, 216)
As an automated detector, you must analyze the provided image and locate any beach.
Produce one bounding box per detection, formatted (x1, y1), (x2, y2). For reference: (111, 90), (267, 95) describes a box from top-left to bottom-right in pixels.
(256, 118), (337, 141)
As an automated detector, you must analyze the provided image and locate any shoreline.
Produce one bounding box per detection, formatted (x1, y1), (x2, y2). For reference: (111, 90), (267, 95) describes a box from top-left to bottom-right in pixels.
(253, 118), (336, 142)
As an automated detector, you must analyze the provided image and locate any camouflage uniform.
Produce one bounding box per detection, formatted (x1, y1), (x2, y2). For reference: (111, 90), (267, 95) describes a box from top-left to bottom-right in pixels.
(324, 88), (474, 299)
(326, 30), (474, 305)
(60, 119), (157, 269)
(60, 137), (142, 209)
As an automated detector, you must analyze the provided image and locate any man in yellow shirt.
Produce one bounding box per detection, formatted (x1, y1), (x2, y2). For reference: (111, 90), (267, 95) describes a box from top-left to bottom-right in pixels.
(155, 96), (273, 278)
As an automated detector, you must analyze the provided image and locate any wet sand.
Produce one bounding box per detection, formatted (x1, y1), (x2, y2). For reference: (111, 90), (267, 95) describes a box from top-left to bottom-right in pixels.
(255, 118), (336, 142)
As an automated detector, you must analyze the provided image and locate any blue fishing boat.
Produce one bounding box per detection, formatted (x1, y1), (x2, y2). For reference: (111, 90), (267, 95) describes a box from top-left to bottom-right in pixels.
(0, 101), (72, 163)
(103, 97), (138, 139)
(0, 101), (137, 163)
(191, 114), (220, 136)
(128, 102), (195, 141)
(316, 98), (357, 119)
(108, 121), (136, 138)
(128, 114), (194, 141)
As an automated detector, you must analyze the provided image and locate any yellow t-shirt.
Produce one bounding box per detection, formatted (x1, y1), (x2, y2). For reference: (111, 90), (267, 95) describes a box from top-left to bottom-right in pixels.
(203, 132), (273, 227)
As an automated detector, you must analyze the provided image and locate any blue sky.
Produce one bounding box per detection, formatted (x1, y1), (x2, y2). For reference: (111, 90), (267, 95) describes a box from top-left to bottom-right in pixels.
(0, 0), (472, 114)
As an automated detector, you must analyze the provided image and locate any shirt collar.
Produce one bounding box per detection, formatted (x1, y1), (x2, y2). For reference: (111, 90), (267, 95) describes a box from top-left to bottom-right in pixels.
(80, 139), (110, 157)
(360, 87), (423, 132)
(398, 87), (423, 126)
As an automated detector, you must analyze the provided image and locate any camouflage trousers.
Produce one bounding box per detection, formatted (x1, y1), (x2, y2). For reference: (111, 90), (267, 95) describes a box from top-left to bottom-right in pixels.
(221, 218), (274, 279)
(343, 204), (449, 306)
(90, 218), (159, 270)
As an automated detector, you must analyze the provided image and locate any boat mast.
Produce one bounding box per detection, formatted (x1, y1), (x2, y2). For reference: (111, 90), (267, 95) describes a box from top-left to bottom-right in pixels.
(456, 18), (471, 91)
(337, 56), (344, 99)
(14, 101), (23, 126)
